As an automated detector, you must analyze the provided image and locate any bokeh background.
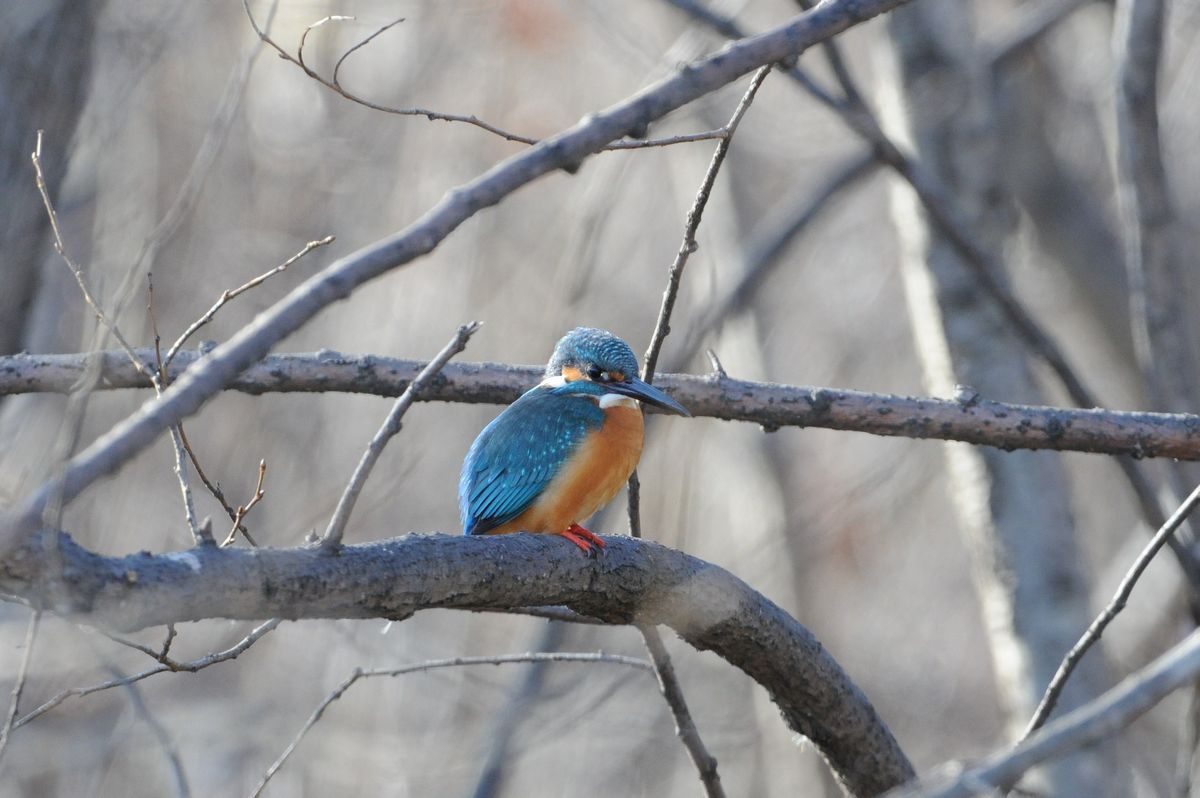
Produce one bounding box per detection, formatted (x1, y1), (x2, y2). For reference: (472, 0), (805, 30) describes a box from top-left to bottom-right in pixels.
(2, 0), (1199, 795)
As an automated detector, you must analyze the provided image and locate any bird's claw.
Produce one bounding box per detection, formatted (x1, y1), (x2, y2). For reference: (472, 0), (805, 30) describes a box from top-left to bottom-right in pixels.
(561, 523), (606, 557)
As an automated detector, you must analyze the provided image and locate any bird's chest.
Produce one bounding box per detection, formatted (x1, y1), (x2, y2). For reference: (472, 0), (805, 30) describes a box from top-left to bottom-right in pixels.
(532, 401), (644, 526)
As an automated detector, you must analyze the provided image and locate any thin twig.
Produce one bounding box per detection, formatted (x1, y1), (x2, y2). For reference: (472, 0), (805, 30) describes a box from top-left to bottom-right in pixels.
(0, 610), (41, 769)
(244, 5), (734, 152)
(249, 652), (654, 798)
(164, 237), (335, 369)
(640, 625), (724, 793)
(332, 16), (406, 88)
(642, 65), (770, 382)
(1023, 482), (1200, 737)
(623, 64), (771, 798)
(112, 668), (191, 798)
(33, 133), (206, 544)
(222, 460), (267, 548)
(32, 132), (153, 380)
(14, 619), (280, 729)
(177, 427), (257, 546)
(321, 322), (481, 551)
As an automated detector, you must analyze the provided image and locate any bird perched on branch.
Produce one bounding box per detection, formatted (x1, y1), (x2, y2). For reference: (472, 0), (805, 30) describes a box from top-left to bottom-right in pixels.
(460, 327), (690, 554)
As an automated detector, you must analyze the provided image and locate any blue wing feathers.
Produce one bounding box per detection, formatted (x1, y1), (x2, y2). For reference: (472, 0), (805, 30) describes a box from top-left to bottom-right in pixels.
(460, 387), (604, 535)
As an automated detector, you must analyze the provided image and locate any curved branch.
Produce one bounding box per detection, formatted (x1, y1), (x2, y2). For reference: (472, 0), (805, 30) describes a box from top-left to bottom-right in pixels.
(5, 349), (1200, 460)
(0, 530), (914, 797)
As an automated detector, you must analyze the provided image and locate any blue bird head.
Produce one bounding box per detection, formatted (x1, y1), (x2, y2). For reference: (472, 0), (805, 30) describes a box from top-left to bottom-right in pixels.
(544, 327), (690, 416)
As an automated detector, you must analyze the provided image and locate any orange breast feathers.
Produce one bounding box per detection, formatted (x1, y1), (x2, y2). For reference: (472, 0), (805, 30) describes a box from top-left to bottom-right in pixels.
(485, 403), (644, 536)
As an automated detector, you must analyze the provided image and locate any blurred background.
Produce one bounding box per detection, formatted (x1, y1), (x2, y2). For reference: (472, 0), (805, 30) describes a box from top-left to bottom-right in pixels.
(2, 0), (1199, 795)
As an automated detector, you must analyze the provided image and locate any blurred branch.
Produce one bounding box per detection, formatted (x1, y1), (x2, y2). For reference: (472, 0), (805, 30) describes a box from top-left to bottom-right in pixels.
(251, 651), (654, 798)
(986, 0), (1095, 70)
(8, 349), (1200, 460)
(1114, 0), (1187, 415)
(890, 628), (1200, 798)
(1, 0), (910, 546)
(0, 609), (40, 771)
(674, 151), (877, 365)
(320, 322), (480, 551)
(0, 532), (915, 797)
(12, 619), (280, 730)
(108, 0), (280, 330)
(1024, 481), (1200, 737)
(112, 668), (191, 798)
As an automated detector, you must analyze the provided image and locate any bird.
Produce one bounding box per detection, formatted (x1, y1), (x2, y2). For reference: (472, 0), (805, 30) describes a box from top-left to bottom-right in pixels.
(460, 327), (690, 554)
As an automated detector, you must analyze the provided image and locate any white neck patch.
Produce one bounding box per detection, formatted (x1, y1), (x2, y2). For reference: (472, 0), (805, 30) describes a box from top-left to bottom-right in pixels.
(599, 393), (638, 409)
(539, 375), (567, 388)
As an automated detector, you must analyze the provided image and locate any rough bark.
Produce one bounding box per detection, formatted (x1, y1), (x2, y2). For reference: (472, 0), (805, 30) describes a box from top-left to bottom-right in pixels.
(0, 529), (915, 797)
(5, 349), (1200, 459)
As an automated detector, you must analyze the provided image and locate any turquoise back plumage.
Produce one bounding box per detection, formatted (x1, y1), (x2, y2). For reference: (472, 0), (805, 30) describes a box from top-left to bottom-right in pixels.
(460, 384), (605, 535)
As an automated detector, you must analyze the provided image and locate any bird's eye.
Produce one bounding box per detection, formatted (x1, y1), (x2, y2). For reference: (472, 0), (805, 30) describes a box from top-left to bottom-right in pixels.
(587, 366), (605, 381)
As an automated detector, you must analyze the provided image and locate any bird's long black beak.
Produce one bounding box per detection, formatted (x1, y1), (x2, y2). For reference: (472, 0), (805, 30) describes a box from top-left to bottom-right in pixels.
(611, 376), (691, 416)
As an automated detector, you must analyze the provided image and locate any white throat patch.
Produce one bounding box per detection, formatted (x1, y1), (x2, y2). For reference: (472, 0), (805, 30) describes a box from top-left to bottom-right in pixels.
(599, 393), (638, 409)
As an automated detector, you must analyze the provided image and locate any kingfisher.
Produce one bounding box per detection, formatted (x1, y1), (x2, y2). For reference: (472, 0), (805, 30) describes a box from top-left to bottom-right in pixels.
(460, 327), (690, 554)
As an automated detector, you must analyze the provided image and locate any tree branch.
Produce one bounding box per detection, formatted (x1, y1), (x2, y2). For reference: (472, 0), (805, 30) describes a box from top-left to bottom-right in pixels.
(0, 531), (914, 797)
(6, 349), (1200, 460)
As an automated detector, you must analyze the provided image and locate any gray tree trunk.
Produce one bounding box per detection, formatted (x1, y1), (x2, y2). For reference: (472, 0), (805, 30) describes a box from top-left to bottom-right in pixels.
(875, 3), (1124, 794)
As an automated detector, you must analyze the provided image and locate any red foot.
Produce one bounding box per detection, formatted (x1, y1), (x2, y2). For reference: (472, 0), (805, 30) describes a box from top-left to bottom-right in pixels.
(561, 523), (607, 555)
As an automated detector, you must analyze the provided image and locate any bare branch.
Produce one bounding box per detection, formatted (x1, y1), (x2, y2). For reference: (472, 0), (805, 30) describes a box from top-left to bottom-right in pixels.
(642, 65), (771, 383)
(0, 532), (914, 796)
(987, 0), (1094, 70)
(2, 0), (910, 546)
(627, 64), (773, 798)
(13, 619), (280, 730)
(31, 132), (152, 380)
(32, 133), (205, 544)
(163, 236), (335, 369)
(250, 652), (654, 798)
(891, 629), (1200, 797)
(320, 322), (480, 551)
(1024, 481), (1200, 736)
(9, 349), (1200, 461)
(248, 8), (739, 152)
(222, 460), (267, 548)
(113, 669), (191, 798)
(0, 609), (40, 770)
(640, 626), (724, 796)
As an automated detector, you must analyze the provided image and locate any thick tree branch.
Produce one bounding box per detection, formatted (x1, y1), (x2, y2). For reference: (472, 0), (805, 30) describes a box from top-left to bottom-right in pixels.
(5, 349), (1200, 460)
(0, 0), (911, 545)
(0, 531), (914, 797)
